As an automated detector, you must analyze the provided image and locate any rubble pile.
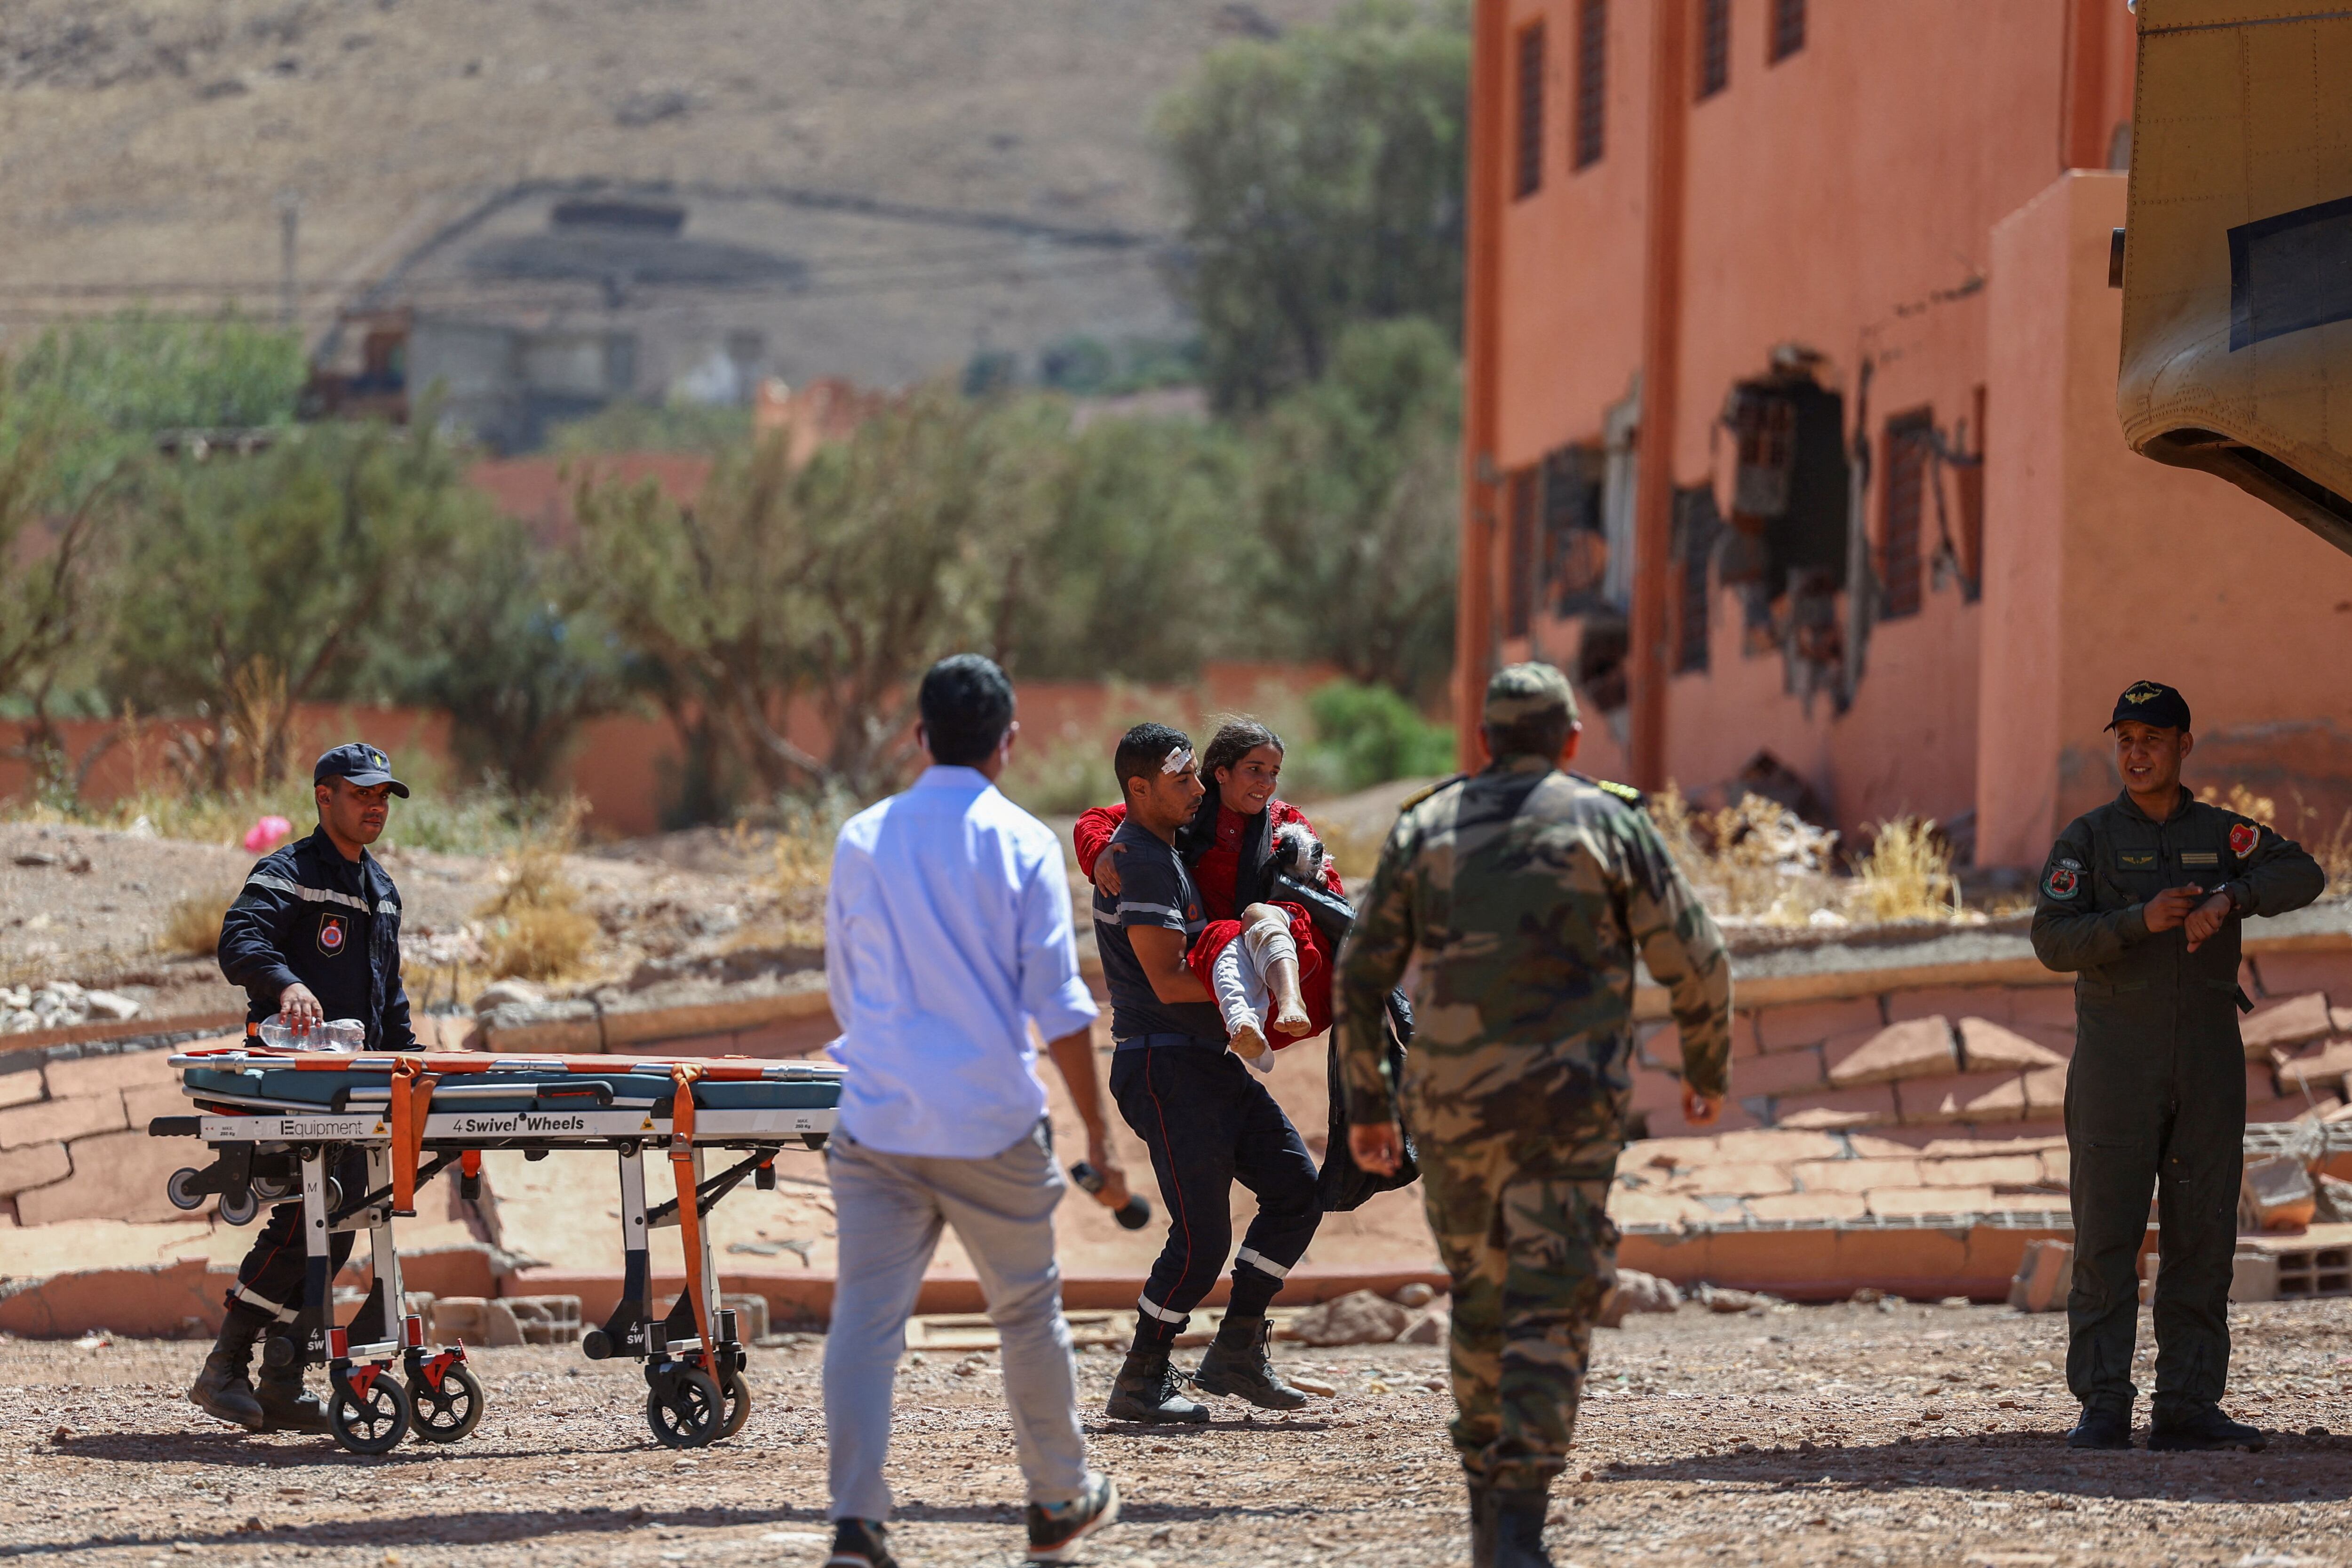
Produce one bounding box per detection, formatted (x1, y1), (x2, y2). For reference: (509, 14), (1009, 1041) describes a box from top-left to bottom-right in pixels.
(1, 981), (140, 1035)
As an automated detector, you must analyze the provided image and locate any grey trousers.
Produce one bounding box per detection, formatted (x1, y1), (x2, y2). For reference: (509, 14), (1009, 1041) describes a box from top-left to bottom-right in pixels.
(823, 1120), (1088, 1520)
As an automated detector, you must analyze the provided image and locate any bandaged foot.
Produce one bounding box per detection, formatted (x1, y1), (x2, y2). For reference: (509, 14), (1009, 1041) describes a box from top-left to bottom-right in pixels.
(1240, 903), (1311, 1037)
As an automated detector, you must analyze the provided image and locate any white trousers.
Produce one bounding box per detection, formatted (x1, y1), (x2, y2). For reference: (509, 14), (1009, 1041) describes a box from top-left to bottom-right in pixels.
(1210, 908), (1296, 1074)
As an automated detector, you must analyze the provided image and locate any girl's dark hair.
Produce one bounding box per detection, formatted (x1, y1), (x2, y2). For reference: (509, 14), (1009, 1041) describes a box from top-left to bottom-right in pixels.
(1200, 716), (1284, 787)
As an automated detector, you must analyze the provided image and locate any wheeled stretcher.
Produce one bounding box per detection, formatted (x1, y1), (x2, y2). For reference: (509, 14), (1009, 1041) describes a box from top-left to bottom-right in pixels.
(149, 1045), (842, 1453)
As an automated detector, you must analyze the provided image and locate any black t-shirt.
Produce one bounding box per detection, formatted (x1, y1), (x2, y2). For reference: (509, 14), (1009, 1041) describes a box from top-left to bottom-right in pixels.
(1092, 820), (1224, 1042)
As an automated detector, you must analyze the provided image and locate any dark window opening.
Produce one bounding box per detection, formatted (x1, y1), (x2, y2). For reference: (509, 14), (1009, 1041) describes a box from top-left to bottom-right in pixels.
(1725, 379), (1849, 587)
(1573, 0), (1607, 170)
(1542, 444), (1608, 611)
(1698, 0), (1731, 99)
(1879, 411), (1933, 620)
(1576, 611), (1629, 713)
(1769, 0), (1805, 63)
(1506, 467), (1539, 638)
(1514, 22), (1546, 199)
(1673, 484), (1723, 673)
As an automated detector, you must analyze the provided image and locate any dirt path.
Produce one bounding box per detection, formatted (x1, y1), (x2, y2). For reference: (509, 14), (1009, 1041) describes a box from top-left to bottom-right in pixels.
(7, 1299), (2352, 1566)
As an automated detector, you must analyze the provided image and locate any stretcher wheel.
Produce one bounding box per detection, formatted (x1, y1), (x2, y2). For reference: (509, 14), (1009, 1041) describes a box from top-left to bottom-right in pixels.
(646, 1367), (723, 1449)
(217, 1186), (260, 1226)
(167, 1168), (207, 1212)
(252, 1173), (295, 1202)
(716, 1367), (751, 1441)
(329, 1375), (411, 1455)
(407, 1364), (485, 1443)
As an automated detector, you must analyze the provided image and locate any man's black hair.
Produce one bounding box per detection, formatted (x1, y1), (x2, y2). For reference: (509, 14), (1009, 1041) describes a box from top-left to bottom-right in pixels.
(1484, 712), (1573, 762)
(919, 654), (1016, 768)
(1114, 723), (1193, 803)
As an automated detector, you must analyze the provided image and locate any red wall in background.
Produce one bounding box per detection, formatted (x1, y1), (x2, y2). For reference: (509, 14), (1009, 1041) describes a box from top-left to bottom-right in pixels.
(0, 663), (1345, 839)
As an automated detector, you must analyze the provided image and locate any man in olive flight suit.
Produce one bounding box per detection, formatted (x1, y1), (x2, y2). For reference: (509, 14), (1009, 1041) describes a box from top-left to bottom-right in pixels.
(2033, 681), (2324, 1453)
(1338, 663), (1732, 1568)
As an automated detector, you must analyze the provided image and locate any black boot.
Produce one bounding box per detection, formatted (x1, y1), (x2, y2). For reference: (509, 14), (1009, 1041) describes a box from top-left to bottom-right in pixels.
(1191, 1315), (1308, 1411)
(2066, 1402), (2133, 1450)
(187, 1309), (268, 1431)
(1466, 1479), (1497, 1568)
(1491, 1489), (1554, 1568)
(2149, 1403), (2265, 1452)
(1104, 1345), (1209, 1425)
(255, 1359), (331, 1434)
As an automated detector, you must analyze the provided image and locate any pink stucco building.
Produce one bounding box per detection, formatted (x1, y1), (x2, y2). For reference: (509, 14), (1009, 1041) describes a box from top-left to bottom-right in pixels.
(1455, 0), (2352, 869)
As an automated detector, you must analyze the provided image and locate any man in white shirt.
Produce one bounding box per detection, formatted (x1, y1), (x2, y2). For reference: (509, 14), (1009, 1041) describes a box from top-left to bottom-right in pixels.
(821, 654), (1129, 1568)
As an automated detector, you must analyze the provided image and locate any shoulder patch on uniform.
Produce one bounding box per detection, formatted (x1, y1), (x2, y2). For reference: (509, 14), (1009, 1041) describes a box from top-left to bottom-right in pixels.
(2042, 865), (2081, 901)
(2230, 822), (2259, 857)
(1396, 774), (1468, 813)
(1568, 771), (1648, 810)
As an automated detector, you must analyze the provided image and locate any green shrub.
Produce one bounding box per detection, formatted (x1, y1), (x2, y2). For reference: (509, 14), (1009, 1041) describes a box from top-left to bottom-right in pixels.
(1304, 679), (1454, 793)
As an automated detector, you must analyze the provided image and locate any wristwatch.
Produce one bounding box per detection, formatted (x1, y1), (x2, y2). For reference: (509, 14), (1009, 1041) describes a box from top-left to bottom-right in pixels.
(2224, 880), (2254, 918)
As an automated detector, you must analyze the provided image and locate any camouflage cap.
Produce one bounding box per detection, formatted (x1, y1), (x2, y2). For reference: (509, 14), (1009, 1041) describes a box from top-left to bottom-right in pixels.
(1482, 662), (1580, 728)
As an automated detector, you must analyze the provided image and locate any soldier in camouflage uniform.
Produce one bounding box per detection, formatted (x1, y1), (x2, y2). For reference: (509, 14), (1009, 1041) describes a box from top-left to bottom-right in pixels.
(1336, 664), (1732, 1568)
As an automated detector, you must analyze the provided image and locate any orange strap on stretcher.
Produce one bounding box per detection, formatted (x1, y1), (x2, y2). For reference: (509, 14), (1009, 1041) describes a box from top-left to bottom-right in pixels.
(668, 1063), (715, 1371)
(387, 1057), (437, 1216)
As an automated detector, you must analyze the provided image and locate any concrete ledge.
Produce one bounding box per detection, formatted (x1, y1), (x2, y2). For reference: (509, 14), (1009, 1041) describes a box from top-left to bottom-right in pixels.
(505, 1262), (1454, 1329)
(1619, 1219), (2156, 1303)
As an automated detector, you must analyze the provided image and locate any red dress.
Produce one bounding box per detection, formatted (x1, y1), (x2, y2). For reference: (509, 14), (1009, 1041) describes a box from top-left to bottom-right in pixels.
(1074, 800), (1343, 1043)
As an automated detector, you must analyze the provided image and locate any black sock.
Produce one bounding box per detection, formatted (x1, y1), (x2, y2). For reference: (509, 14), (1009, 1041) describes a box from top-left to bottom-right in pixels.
(1127, 1316), (1180, 1356)
(1227, 1261), (1283, 1320)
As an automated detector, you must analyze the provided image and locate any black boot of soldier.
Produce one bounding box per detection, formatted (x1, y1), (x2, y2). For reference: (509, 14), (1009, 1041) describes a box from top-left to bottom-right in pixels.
(1491, 1489), (1554, 1568)
(2066, 1402), (2133, 1450)
(1191, 1314), (1308, 1410)
(1105, 1345), (1209, 1425)
(2149, 1402), (2265, 1452)
(255, 1357), (331, 1434)
(187, 1308), (268, 1431)
(1466, 1480), (1497, 1568)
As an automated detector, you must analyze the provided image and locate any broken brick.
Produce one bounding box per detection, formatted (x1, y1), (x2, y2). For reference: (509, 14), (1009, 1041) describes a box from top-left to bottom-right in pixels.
(1894, 1071), (2030, 1124)
(1771, 1084), (1899, 1128)
(1888, 987), (2012, 1026)
(1743, 1190), (1868, 1223)
(1919, 1154), (2043, 1187)
(1955, 1017), (2066, 1073)
(1664, 1162), (1796, 1198)
(2241, 993), (2334, 1056)
(1827, 1017), (1959, 1086)
(1790, 1157), (1922, 1193)
(1866, 1184), (1996, 1218)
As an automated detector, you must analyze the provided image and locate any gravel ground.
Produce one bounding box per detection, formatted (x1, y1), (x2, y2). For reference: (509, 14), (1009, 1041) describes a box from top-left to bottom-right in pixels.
(8, 1299), (2352, 1567)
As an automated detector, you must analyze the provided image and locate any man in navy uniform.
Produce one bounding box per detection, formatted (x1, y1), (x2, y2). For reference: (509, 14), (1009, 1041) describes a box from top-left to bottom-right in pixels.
(2033, 682), (2324, 1452)
(189, 742), (419, 1433)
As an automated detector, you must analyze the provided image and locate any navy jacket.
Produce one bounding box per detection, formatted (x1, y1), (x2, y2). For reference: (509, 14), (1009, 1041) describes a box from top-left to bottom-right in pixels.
(217, 826), (416, 1051)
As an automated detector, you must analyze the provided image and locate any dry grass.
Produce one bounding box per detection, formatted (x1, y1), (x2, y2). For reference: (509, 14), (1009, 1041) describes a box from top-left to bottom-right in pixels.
(480, 905), (598, 982)
(157, 886), (237, 959)
(1651, 787), (1843, 926)
(1849, 816), (1959, 924)
(473, 805), (595, 981)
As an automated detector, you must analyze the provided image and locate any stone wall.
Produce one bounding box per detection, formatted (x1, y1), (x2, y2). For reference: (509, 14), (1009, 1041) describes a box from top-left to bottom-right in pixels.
(1629, 927), (2352, 1141)
(0, 1038), (198, 1226)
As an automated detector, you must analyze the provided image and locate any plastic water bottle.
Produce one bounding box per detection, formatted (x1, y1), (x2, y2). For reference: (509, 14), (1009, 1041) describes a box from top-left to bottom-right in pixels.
(258, 1015), (366, 1052)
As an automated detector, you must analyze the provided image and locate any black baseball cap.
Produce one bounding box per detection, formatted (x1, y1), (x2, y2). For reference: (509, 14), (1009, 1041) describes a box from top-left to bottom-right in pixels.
(2106, 680), (2192, 732)
(314, 742), (410, 797)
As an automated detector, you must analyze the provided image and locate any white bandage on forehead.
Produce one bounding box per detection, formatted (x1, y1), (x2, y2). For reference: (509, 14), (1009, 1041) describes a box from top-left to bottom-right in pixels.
(1161, 746), (1195, 775)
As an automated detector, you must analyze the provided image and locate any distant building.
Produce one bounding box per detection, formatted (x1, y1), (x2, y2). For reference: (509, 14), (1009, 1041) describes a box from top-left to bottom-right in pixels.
(1455, 0), (2352, 867)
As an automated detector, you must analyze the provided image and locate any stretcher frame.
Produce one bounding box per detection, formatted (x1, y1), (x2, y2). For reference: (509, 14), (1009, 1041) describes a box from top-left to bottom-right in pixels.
(150, 1044), (842, 1453)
